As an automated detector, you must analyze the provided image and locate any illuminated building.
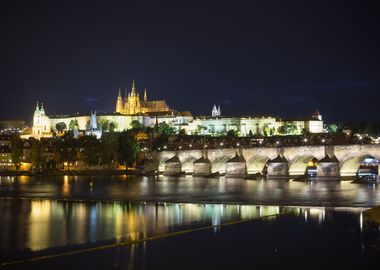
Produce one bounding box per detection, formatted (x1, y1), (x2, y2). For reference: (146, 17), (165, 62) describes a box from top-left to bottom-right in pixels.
(28, 82), (324, 139)
(116, 80), (171, 115)
(32, 102), (52, 139)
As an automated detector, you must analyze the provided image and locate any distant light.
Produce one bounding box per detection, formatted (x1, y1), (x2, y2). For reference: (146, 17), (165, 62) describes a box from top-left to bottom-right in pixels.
(236, 143), (240, 146)
(276, 141), (279, 144)
(321, 139), (325, 143)
(304, 138), (308, 142)
(158, 147), (161, 151)
(179, 146), (182, 149)
(163, 146), (167, 150)
(204, 144), (208, 148)
(189, 144), (192, 147)
(220, 142), (223, 146)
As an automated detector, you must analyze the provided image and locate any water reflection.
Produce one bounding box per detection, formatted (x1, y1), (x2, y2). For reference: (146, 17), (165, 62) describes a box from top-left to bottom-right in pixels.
(0, 175), (379, 207)
(1, 199), (367, 256)
(0, 199), (283, 255)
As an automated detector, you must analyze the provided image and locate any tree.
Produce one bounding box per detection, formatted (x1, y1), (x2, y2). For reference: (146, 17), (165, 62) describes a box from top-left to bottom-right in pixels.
(99, 119), (111, 132)
(79, 135), (101, 168)
(56, 122), (67, 132)
(58, 133), (78, 170)
(301, 128), (310, 137)
(109, 121), (118, 132)
(278, 124), (297, 135)
(263, 124), (270, 137)
(178, 128), (187, 136)
(327, 124), (338, 134)
(195, 125), (207, 135)
(131, 120), (144, 131)
(11, 135), (23, 170)
(118, 131), (139, 168)
(30, 138), (44, 170)
(68, 119), (79, 130)
(227, 129), (238, 138)
(159, 122), (176, 135)
(100, 133), (119, 168)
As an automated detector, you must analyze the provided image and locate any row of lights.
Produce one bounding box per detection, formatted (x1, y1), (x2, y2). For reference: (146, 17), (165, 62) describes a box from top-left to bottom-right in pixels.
(157, 138), (328, 151)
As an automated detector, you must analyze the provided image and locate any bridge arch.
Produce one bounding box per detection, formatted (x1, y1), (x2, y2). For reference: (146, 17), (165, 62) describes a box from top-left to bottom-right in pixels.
(158, 157), (169, 172)
(340, 154), (380, 177)
(211, 157), (230, 173)
(247, 156), (270, 174)
(181, 155), (198, 173)
(288, 155), (318, 176)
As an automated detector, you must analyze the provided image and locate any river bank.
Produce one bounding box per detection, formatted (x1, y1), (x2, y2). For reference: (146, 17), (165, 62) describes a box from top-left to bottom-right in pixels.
(0, 169), (143, 177)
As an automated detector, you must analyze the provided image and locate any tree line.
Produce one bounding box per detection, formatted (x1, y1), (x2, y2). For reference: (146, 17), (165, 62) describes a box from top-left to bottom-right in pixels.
(11, 131), (139, 171)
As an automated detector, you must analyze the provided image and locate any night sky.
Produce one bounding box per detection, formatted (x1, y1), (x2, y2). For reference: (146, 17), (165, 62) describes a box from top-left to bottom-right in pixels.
(0, 0), (379, 123)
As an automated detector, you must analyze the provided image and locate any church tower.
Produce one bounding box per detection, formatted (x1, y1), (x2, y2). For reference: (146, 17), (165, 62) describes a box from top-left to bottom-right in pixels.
(312, 109), (322, 121)
(32, 101), (51, 139)
(124, 79), (141, 114)
(116, 88), (124, 113)
(212, 105), (221, 117)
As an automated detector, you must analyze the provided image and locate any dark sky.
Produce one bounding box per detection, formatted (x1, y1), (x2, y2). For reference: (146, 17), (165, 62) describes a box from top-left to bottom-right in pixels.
(0, 0), (379, 123)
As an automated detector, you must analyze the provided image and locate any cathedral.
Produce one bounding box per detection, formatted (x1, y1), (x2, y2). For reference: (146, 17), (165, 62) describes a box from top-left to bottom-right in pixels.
(116, 80), (171, 115)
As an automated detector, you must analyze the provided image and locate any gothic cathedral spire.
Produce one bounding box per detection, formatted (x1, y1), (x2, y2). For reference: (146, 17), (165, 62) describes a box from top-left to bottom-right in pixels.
(144, 88), (147, 102)
(131, 79), (136, 96)
(116, 88), (124, 113)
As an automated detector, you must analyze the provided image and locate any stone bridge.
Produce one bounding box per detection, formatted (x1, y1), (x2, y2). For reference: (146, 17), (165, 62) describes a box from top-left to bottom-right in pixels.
(146, 144), (380, 179)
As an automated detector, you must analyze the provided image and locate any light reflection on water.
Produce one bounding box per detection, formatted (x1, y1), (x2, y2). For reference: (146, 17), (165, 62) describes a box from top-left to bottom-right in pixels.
(0, 199), (283, 254)
(0, 198), (366, 257)
(0, 175), (379, 207)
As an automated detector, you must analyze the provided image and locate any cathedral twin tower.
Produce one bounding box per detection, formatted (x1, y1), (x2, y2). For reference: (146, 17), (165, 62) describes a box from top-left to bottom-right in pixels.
(115, 80), (170, 115)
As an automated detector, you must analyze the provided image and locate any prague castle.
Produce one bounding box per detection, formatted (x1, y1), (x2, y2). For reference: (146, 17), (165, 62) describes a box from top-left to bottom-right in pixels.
(28, 79), (324, 139)
(116, 80), (171, 115)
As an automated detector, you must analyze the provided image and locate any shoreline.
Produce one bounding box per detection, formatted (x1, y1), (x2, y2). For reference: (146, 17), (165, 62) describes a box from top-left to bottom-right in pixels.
(0, 169), (142, 177)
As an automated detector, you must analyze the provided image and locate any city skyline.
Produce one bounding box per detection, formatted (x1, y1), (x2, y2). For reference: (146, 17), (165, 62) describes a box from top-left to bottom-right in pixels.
(0, 1), (379, 122)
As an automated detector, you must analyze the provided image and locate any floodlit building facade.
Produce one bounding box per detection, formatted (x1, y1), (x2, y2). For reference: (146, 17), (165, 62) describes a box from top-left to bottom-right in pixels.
(28, 80), (324, 139)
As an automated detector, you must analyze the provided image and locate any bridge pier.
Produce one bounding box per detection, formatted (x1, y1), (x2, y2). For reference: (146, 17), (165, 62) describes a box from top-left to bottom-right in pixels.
(317, 155), (340, 179)
(193, 152), (211, 176)
(266, 155), (288, 179)
(143, 158), (158, 174)
(164, 154), (182, 176)
(225, 153), (247, 178)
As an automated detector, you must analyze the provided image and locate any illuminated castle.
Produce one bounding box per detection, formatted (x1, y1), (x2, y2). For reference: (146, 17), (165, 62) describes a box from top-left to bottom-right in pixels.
(116, 80), (171, 115)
